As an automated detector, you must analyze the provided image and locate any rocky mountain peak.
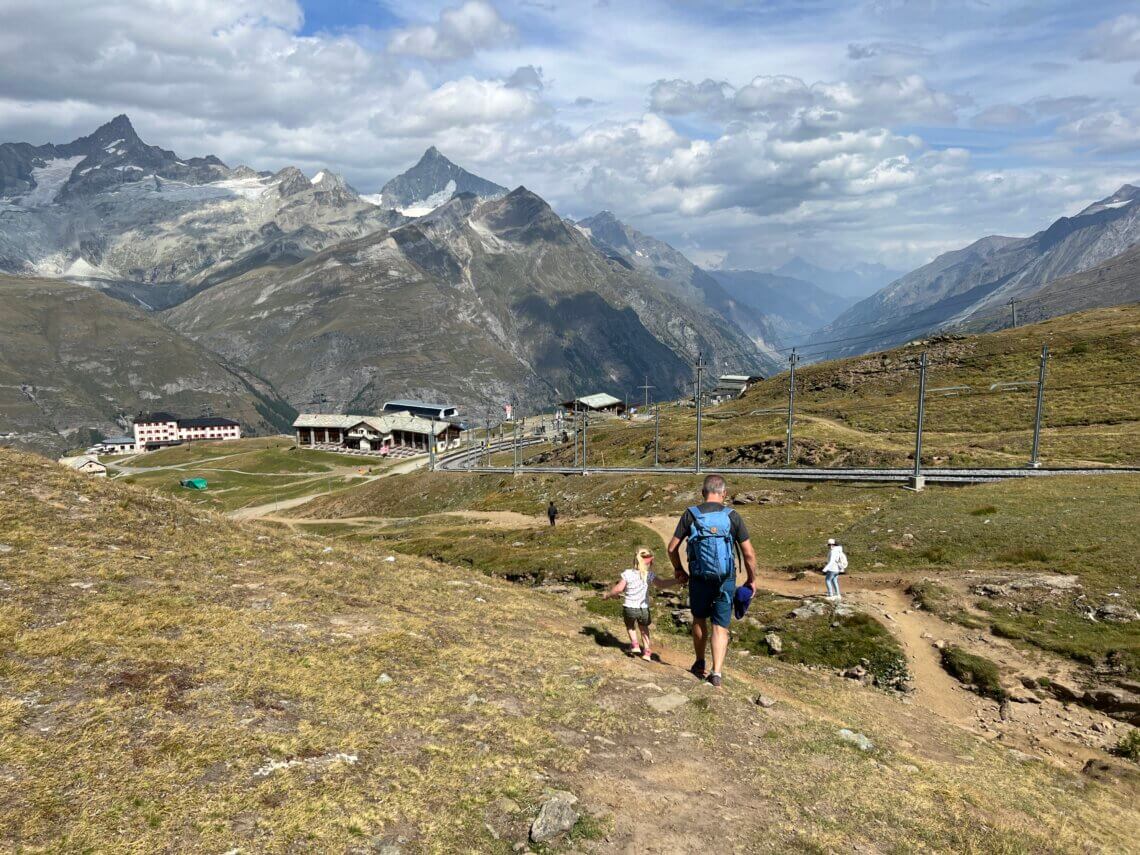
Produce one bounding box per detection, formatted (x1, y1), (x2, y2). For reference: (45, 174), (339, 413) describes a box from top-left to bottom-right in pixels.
(379, 147), (507, 214)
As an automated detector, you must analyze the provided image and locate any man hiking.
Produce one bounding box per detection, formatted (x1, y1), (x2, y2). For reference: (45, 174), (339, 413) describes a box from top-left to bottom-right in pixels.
(667, 474), (758, 687)
(547, 501), (559, 527)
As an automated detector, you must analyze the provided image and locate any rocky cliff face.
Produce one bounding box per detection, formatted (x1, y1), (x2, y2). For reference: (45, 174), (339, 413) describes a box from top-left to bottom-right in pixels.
(167, 188), (773, 413)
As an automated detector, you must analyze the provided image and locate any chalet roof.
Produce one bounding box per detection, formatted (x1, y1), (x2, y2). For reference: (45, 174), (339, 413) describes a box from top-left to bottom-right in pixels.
(564, 393), (623, 410)
(293, 413), (361, 429)
(382, 400), (458, 413)
(719, 374), (763, 383)
(359, 412), (450, 436)
(59, 455), (106, 471)
(99, 435), (136, 445)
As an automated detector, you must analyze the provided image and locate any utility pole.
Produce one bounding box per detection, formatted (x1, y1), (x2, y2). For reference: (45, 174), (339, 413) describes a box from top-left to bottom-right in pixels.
(513, 415), (520, 472)
(694, 351), (704, 473)
(1029, 344), (1048, 468)
(484, 410), (490, 468)
(582, 408), (589, 469)
(785, 349), (798, 467)
(573, 403), (580, 468)
(1008, 298), (1020, 328)
(428, 417), (436, 471)
(911, 352), (928, 491)
(654, 402), (660, 468)
(638, 375), (655, 411)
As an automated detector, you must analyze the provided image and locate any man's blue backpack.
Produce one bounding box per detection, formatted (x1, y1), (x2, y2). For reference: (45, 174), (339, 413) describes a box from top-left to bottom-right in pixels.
(686, 505), (735, 582)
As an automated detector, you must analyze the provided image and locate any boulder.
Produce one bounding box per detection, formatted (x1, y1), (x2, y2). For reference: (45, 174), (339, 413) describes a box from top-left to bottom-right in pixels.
(764, 632), (783, 654)
(754, 695), (777, 708)
(671, 608), (694, 628)
(1096, 604), (1139, 623)
(837, 729), (874, 751)
(529, 791), (579, 843)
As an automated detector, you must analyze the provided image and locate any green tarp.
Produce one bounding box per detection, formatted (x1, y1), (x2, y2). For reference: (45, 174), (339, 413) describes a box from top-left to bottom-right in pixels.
(180, 478), (208, 490)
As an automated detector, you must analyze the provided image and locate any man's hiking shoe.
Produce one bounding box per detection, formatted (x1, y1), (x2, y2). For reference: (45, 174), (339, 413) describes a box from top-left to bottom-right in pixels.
(641, 649), (653, 662)
(707, 672), (723, 688)
(690, 659), (707, 679)
(628, 646), (642, 657)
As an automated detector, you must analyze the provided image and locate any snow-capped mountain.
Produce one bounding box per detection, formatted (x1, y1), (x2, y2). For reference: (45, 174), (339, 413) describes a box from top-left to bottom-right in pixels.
(0, 116), (402, 305)
(371, 146), (507, 215)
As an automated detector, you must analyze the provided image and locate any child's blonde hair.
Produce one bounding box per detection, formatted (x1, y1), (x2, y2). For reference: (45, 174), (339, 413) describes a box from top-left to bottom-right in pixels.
(635, 548), (654, 583)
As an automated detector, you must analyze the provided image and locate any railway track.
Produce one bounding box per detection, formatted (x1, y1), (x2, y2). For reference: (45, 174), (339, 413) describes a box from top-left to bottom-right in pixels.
(435, 440), (1140, 484)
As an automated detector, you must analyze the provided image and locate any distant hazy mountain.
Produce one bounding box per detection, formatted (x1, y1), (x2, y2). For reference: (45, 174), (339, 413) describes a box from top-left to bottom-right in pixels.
(774, 257), (903, 301)
(576, 211), (781, 360)
(0, 116), (402, 306)
(708, 269), (853, 337)
(371, 146), (507, 215)
(808, 183), (1140, 359)
(0, 275), (294, 455)
(168, 188), (774, 412)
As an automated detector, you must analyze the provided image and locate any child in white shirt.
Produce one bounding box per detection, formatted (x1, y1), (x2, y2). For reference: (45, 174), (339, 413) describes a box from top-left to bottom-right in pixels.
(603, 548), (678, 661)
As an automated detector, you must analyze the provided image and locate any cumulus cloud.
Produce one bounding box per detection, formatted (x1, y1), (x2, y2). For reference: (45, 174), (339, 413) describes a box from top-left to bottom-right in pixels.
(1081, 14), (1140, 63)
(505, 64), (544, 90)
(1060, 108), (1140, 153)
(388, 0), (515, 61)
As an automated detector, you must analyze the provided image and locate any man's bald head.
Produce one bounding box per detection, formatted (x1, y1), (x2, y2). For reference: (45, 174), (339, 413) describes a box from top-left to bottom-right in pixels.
(702, 473), (727, 500)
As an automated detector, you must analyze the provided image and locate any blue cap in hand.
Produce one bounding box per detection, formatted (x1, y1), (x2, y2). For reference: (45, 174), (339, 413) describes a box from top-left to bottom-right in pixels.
(733, 584), (754, 620)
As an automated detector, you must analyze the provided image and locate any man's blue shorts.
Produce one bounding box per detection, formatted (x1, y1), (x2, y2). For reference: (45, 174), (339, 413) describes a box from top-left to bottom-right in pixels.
(689, 574), (736, 628)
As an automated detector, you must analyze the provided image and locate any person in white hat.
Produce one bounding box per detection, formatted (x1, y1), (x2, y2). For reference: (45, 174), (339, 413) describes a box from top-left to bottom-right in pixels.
(822, 538), (847, 600)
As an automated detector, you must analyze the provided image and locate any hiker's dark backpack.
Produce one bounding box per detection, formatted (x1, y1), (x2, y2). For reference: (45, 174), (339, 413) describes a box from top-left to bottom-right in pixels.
(686, 505), (735, 582)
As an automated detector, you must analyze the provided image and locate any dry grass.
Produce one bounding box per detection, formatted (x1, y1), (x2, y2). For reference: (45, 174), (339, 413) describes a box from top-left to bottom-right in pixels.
(3, 448), (1139, 852)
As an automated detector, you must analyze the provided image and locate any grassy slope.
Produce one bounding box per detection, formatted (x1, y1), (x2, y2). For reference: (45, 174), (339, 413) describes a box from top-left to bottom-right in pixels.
(0, 276), (296, 455)
(297, 469), (1140, 680)
(524, 304), (1140, 468)
(3, 449), (1139, 852)
(114, 438), (394, 513)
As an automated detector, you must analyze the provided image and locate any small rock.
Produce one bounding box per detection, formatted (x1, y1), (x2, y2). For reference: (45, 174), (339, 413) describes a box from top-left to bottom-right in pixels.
(637, 747), (654, 762)
(999, 699), (1012, 721)
(933, 640), (947, 650)
(920, 631), (932, 640)
(790, 601), (827, 619)
(646, 692), (689, 713)
(529, 791), (579, 843)
(0, 544), (13, 553)
(754, 695), (777, 708)
(377, 673), (393, 684)
(764, 632), (783, 654)
(902, 533), (914, 542)
(1092, 721), (1110, 734)
(843, 665), (868, 681)
(837, 729), (874, 751)
(384, 555), (396, 563)
(833, 604), (855, 617)
(672, 608), (694, 628)
(495, 797), (520, 813)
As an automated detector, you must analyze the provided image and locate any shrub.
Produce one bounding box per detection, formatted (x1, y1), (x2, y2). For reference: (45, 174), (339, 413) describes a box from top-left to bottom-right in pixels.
(1111, 730), (1140, 763)
(919, 546), (946, 563)
(970, 505), (997, 516)
(940, 645), (1006, 700)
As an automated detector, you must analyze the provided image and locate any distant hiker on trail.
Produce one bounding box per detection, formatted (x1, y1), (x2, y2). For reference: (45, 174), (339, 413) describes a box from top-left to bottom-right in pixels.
(603, 548), (678, 661)
(667, 474), (758, 688)
(547, 501), (559, 527)
(822, 538), (847, 601)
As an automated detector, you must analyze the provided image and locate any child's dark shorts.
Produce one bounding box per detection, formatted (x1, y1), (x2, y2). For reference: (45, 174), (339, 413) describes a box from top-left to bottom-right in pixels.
(622, 605), (651, 626)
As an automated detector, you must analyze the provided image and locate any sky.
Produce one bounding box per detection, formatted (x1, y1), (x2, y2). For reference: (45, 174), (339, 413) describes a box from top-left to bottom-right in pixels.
(1, 0), (1138, 271)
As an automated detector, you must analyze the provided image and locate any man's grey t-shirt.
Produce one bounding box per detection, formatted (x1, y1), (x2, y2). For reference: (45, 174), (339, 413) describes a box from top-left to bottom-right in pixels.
(673, 502), (750, 543)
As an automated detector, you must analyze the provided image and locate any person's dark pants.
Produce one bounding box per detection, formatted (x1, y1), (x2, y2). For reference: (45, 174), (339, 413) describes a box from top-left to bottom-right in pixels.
(548, 515), (556, 526)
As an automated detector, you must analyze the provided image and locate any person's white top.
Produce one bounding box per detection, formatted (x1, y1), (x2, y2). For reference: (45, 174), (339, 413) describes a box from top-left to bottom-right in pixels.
(620, 568), (656, 608)
(823, 545), (847, 574)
